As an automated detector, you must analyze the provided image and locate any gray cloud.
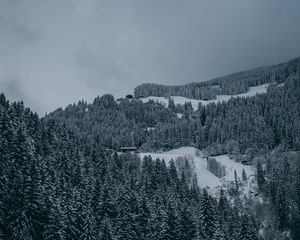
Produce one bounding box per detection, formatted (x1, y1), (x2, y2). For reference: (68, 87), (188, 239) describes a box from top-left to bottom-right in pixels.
(0, 0), (300, 115)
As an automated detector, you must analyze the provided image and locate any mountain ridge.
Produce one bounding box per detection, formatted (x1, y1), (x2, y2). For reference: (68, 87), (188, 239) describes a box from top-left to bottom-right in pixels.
(134, 56), (300, 100)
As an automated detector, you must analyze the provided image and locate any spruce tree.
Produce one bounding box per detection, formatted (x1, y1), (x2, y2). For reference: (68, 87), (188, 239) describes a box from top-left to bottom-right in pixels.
(199, 189), (216, 239)
(242, 169), (247, 182)
(164, 204), (177, 240)
(238, 214), (258, 240)
(176, 206), (196, 240)
(256, 161), (265, 190)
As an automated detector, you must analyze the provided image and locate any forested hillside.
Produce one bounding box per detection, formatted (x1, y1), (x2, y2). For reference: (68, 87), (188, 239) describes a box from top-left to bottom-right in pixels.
(134, 57), (300, 100)
(47, 57), (300, 154)
(0, 57), (300, 239)
(0, 94), (260, 239)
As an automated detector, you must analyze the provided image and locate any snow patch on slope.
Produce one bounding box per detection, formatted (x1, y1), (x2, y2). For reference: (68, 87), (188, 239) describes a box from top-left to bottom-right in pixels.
(140, 83), (269, 111)
(176, 113), (183, 118)
(213, 155), (255, 197)
(213, 155), (253, 182)
(140, 147), (221, 191)
(139, 147), (256, 196)
(276, 83), (285, 88)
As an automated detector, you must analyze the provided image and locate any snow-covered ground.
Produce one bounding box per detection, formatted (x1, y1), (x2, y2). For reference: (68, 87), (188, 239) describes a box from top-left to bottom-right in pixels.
(176, 113), (183, 118)
(139, 147), (256, 196)
(213, 155), (255, 197)
(213, 155), (253, 182)
(140, 83), (269, 111)
(276, 83), (285, 88)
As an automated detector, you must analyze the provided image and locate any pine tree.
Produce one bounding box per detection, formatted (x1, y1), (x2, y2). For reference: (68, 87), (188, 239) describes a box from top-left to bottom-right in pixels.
(190, 174), (201, 201)
(4, 123), (34, 239)
(164, 204), (177, 240)
(275, 182), (289, 230)
(99, 185), (117, 221)
(23, 160), (46, 239)
(169, 159), (178, 182)
(218, 189), (230, 223)
(290, 158), (300, 239)
(199, 189), (216, 239)
(91, 177), (102, 234)
(256, 161), (265, 190)
(81, 205), (97, 240)
(136, 197), (150, 239)
(44, 197), (66, 240)
(64, 195), (78, 240)
(214, 220), (228, 240)
(242, 169), (247, 182)
(233, 170), (239, 195)
(0, 106), (13, 238)
(99, 220), (113, 240)
(168, 98), (176, 111)
(176, 205), (197, 240)
(238, 214), (258, 240)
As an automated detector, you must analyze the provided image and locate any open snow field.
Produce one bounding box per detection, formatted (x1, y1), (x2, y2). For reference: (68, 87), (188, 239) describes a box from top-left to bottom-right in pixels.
(139, 147), (256, 196)
(140, 83), (269, 111)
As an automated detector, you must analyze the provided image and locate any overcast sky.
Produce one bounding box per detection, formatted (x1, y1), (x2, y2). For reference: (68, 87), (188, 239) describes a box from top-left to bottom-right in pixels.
(0, 0), (300, 115)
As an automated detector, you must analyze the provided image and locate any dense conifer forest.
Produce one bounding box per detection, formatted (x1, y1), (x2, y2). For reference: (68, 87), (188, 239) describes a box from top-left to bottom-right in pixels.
(0, 57), (300, 239)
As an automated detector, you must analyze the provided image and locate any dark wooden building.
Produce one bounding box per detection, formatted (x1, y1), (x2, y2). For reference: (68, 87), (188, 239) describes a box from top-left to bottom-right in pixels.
(121, 147), (138, 153)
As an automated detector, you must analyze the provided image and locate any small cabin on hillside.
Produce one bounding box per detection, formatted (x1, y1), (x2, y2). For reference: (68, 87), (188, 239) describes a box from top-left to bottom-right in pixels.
(241, 159), (251, 165)
(126, 94), (134, 99)
(191, 114), (198, 120)
(121, 147), (138, 154)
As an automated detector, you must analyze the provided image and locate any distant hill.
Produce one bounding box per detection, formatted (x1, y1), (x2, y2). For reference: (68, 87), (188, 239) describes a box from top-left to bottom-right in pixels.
(134, 57), (300, 100)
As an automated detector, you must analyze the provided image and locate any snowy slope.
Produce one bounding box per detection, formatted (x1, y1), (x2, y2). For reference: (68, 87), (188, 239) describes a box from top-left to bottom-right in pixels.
(213, 155), (253, 182)
(140, 83), (269, 111)
(139, 147), (256, 196)
(213, 155), (255, 197)
(139, 147), (221, 191)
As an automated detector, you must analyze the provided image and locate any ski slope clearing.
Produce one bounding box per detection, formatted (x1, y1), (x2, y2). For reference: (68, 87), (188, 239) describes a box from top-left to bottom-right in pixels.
(213, 155), (253, 182)
(140, 83), (269, 111)
(213, 155), (255, 196)
(139, 147), (256, 196)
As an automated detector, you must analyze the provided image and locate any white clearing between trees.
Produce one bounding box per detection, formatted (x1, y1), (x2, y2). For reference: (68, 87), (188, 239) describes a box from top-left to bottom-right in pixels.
(139, 147), (256, 196)
(140, 83), (269, 111)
